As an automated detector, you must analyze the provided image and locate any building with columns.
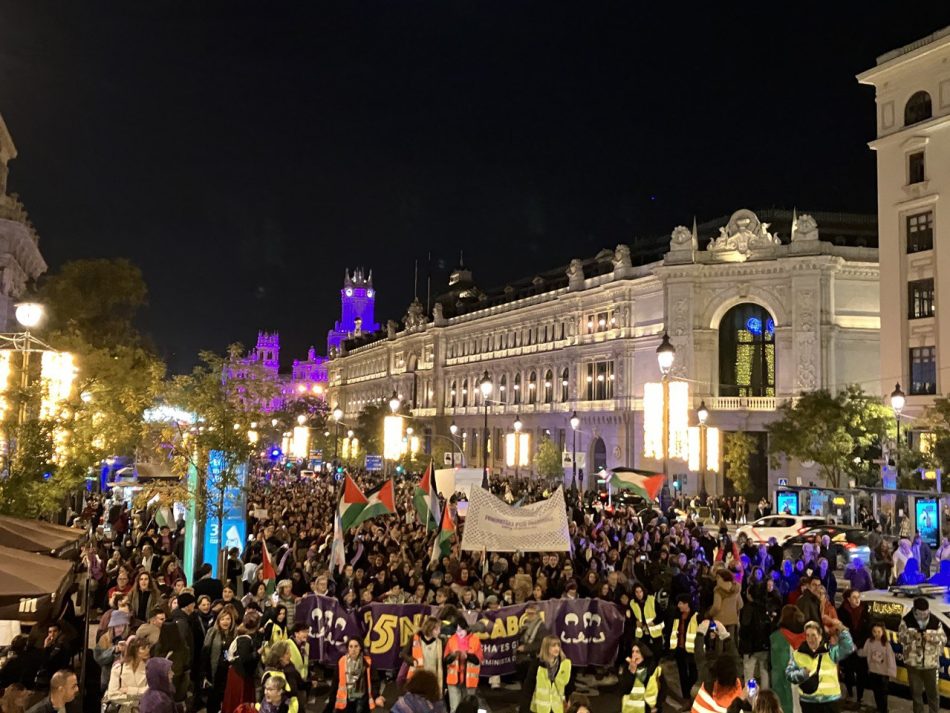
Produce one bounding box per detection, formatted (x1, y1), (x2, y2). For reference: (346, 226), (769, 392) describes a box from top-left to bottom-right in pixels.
(0, 114), (47, 331)
(859, 26), (950, 421)
(327, 208), (881, 496)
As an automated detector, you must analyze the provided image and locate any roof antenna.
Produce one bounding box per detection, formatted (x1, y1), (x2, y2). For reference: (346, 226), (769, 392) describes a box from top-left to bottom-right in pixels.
(413, 259), (419, 301)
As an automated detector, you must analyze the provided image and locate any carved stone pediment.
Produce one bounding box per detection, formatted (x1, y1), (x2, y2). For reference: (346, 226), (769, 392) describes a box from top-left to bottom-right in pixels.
(403, 298), (426, 332)
(707, 209), (781, 255)
(791, 213), (819, 242)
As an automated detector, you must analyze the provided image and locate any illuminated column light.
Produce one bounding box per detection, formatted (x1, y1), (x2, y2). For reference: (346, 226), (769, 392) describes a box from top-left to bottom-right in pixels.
(518, 433), (530, 467)
(706, 427), (720, 472)
(291, 425), (310, 458)
(505, 433), (516, 467)
(667, 381), (690, 461)
(383, 415), (403, 460)
(281, 432), (292, 456)
(40, 352), (77, 419)
(341, 437), (350, 460)
(643, 382), (663, 459)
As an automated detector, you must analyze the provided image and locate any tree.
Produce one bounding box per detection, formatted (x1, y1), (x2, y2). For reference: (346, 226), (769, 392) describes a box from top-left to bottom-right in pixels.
(536, 437), (563, 481)
(767, 386), (893, 488)
(153, 346), (277, 573)
(0, 259), (165, 517)
(723, 432), (757, 496)
(918, 396), (950, 472)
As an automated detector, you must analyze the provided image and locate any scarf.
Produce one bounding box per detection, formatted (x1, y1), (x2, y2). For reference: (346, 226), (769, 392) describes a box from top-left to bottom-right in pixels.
(546, 656), (561, 682)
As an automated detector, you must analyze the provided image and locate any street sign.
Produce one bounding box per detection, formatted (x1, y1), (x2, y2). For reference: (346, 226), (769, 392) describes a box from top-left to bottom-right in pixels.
(777, 478), (788, 487)
(365, 454), (383, 472)
(561, 452), (586, 469)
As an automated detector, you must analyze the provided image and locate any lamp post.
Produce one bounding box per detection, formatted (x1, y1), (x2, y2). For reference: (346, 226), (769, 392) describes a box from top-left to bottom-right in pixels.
(332, 405), (343, 462)
(890, 383), (905, 482)
(656, 333), (676, 492)
(449, 420), (459, 467)
(479, 371), (492, 488)
(513, 415), (523, 479)
(570, 411), (580, 490)
(697, 399), (709, 500)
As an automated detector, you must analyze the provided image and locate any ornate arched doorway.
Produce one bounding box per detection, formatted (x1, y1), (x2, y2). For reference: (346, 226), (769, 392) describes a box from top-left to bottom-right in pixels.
(591, 436), (607, 474)
(718, 303), (775, 397)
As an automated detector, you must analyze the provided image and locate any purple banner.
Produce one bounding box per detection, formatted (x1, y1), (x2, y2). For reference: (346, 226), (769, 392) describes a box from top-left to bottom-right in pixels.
(296, 596), (624, 675)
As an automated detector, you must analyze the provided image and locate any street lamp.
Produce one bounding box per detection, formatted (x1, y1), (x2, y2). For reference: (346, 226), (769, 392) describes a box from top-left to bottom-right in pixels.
(513, 415), (523, 479)
(657, 332), (676, 490)
(890, 383), (905, 480)
(297, 414), (307, 426)
(570, 411), (580, 490)
(697, 399), (709, 500)
(449, 420), (459, 467)
(14, 302), (44, 330)
(332, 405), (344, 462)
(389, 391), (401, 414)
(479, 371), (492, 488)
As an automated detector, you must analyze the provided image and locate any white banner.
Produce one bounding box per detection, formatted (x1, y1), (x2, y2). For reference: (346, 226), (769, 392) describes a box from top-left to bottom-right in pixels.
(460, 486), (571, 552)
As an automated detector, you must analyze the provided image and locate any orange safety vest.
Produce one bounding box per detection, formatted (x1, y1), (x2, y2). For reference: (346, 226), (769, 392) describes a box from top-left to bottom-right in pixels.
(406, 635), (425, 681)
(690, 681), (742, 713)
(335, 655), (376, 710)
(444, 634), (481, 689)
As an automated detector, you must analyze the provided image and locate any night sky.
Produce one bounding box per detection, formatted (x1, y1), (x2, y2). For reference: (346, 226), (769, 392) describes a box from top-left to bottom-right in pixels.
(1, 2), (949, 373)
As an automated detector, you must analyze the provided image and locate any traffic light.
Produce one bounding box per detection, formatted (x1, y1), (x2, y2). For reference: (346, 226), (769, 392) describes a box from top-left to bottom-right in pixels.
(672, 476), (681, 491)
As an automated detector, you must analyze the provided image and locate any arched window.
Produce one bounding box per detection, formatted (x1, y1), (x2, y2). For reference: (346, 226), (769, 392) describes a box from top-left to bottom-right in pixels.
(528, 371), (538, 404)
(543, 370), (554, 403)
(718, 303), (776, 397)
(450, 380), (457, 408)
(499, 374), (508, 404)
(513, 373), (521, 405)
(461, 378), (469, 407)
(561, 368), (570, 402)
(905, 91), (932, 126)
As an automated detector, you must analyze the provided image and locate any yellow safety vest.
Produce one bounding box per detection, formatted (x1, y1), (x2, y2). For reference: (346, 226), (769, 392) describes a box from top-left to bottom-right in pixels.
(791, 649), (841, 700)
(622, 665), (661, 713)
(629, 595), (664, 639)
(530, 658), (572, 713)
(669, 613), (698, 654)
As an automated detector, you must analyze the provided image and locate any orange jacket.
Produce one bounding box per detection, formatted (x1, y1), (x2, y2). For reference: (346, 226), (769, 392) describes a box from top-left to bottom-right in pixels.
(444, 634), (482, 689)
(335, 655), (376, 710)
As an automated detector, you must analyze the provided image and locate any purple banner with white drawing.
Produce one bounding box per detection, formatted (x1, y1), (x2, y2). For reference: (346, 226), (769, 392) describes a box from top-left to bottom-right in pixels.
(297, 596), (624, 674)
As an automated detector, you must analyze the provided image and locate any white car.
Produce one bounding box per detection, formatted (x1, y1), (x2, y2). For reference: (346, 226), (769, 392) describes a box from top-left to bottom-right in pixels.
(737, 514), (828, 544)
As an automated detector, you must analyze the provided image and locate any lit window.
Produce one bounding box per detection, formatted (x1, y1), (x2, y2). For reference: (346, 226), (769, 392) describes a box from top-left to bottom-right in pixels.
(910, 346), (937, 395)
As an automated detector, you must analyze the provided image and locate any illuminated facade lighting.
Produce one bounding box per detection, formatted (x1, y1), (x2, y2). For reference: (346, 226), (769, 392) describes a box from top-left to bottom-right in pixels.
(706, 426), (720, 472)
(505, 433), (517, 467)
(291, 425), (310, 458)
(667, 381), (689, 461)
(519, 432), (530, 467)
(383, 415), (403, 460)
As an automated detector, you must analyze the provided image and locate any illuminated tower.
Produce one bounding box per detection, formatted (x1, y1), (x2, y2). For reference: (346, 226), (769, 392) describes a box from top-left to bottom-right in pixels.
(327, 268), (379, 353)
(255, 331), (280, 374)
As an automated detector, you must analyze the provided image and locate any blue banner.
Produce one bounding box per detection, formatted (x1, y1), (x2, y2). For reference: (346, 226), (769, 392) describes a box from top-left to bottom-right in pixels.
(202, 451), (247, 577)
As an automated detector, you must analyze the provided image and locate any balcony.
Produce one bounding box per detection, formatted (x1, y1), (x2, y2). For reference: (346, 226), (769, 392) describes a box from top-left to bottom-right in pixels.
(708, 396), (778, 411)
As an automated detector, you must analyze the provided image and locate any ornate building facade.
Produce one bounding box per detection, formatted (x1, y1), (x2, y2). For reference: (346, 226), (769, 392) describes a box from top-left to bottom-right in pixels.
(0, 114), (47, 331)
(327, 208), (881, 496)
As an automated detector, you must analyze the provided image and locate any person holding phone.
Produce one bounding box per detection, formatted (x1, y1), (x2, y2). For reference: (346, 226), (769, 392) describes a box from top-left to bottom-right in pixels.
(785, 620), (854, 713)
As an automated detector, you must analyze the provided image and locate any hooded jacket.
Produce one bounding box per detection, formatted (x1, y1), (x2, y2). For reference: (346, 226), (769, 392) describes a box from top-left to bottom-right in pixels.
(708, 578), (742, 627)
(139, 657), (175, 713)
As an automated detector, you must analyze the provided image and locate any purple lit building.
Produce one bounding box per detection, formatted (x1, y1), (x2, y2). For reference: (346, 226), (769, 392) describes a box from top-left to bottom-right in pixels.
(327, 268), (379, 355)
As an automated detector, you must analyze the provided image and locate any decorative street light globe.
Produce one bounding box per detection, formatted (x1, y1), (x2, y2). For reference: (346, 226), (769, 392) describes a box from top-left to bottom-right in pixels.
(890, 383), (906, 415)
(271, 418), (279, 428)
(656, 332), (676, 376)
(479, 371), (493, 398)
(297, 414), (307, 425)
(449, 421), (458, 436)
(513, 415), (522, 433)
(15, 302), (44, 329)
(332, 405), (344, 421)
(570, 411), (580, 431)
(697, 400), (709, 425)
(389, 391), (401, 414)
(347, 429), (354, 438)
(406, 427), (413, 436)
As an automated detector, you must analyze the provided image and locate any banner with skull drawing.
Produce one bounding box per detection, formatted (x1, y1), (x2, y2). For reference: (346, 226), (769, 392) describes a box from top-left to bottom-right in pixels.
(297, 595), (625, 675)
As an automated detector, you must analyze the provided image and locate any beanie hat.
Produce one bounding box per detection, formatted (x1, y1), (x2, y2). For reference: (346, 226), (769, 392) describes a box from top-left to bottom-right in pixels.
(177, 592), (196, 609)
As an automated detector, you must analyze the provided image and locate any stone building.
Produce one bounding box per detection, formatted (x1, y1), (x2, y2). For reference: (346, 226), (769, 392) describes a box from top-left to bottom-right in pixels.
(0, 114), (47, 330)
(327, 208), (881, 496)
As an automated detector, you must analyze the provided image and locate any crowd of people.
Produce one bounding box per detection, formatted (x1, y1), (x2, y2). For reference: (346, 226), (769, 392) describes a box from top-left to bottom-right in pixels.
(0, 469), (948, 713)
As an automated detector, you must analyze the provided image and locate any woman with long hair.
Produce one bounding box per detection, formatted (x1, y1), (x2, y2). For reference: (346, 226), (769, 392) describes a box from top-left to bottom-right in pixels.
(0, 683), (28, 713)
(129, 570), (164, 623)
(526, 635), (572, 713)
(620, 641), (660, 713)
(391, 669), (445, 713)
(401, 616), (444, 695)
(202, 605), (238, 713)
(836, 589), (870, 704)
(263, 604), (289, 644)
(857, 621), (896, 713)
(222, 610), (262, 713)
(104, 636), (151, 713)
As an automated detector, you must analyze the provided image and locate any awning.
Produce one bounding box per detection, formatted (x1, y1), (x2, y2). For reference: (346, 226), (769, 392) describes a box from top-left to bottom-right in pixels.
(0, 544), (74, 622)
(0, 516), (86, 559)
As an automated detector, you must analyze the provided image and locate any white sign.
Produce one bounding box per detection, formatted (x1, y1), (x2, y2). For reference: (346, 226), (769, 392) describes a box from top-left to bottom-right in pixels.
(460, 486), (571, 552)
(434, 468), (483, 498)
(561, 452), (586, 469)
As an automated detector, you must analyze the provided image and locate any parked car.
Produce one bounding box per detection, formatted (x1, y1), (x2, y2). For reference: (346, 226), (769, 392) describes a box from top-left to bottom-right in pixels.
(737, 514), (829, 544)
(782, 526), (871, 569)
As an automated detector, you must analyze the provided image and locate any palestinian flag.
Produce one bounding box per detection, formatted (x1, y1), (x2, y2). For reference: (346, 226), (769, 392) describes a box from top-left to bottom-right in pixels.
(338, 475), (368, 531)
(608, 468), (665, 500)
(412, 461), (441, 531)
(260, 540), (277, 595)
(350, 479), (396, 528)
(429, 505), (455, 567)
